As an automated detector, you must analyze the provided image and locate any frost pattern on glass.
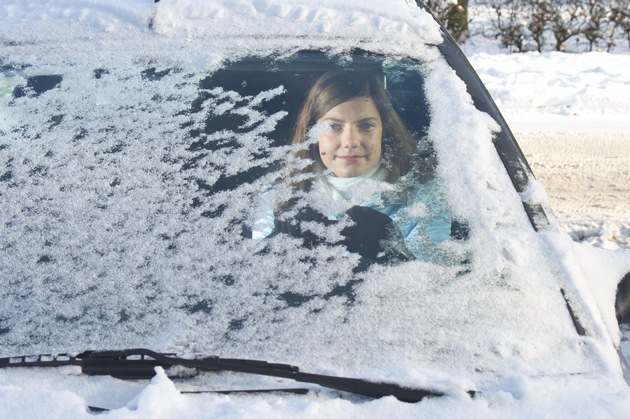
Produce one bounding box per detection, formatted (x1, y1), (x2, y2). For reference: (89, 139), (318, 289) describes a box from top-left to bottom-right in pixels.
(0, 48), (605, 387)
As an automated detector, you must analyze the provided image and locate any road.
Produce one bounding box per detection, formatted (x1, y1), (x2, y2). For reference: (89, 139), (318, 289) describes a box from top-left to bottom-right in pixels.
(516, 130), (630, 248)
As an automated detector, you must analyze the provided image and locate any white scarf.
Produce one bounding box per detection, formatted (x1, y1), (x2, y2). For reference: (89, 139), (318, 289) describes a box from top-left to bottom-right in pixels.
(319, 162), (387, 201)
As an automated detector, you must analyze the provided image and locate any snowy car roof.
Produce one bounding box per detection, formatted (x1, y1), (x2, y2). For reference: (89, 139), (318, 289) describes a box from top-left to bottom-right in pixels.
(1, 0), (442, 48)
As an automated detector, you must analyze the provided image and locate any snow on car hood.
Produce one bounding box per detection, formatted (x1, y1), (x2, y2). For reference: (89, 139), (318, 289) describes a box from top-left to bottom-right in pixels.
(0, 0), (625, 400)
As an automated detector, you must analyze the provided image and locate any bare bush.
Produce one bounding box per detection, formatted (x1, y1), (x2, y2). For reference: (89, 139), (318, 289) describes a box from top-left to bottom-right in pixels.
(582, 1), (610, 51)
(609, 0), (630, 49)
(471, 0), (629, 52)
(421, 0), (470, 42)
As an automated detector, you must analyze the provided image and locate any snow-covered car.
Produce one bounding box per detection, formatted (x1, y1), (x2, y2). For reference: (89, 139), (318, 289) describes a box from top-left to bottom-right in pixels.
(1, 0), (630, 416)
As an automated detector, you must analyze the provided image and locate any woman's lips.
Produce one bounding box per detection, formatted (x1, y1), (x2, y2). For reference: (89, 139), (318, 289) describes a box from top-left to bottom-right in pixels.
(336, 155), (364, 163)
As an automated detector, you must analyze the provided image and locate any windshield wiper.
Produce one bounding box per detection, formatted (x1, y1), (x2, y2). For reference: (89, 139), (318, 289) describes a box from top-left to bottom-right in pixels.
(0, 348), (452, 403)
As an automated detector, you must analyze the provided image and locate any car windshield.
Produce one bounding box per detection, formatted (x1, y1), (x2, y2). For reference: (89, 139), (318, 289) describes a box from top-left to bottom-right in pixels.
(0, 44), (602, 390)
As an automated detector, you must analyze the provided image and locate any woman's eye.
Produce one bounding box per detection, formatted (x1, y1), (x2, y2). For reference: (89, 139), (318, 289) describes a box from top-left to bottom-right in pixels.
(329, 123), (341, 131)
(359, 122), (374, 131)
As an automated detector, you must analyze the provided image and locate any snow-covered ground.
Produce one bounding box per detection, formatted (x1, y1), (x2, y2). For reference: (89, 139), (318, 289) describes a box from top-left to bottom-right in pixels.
(461, 47), (630, 251)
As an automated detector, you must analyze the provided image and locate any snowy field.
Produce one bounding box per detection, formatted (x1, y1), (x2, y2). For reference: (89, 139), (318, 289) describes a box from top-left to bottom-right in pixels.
(461, 44), (630, 251)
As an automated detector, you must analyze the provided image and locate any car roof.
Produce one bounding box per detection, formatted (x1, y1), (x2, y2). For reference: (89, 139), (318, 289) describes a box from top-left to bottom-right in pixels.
(1, 1), (441, 44)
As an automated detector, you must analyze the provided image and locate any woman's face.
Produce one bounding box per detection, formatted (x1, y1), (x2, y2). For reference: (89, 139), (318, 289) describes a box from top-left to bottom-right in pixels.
(316, 96), (383, 178)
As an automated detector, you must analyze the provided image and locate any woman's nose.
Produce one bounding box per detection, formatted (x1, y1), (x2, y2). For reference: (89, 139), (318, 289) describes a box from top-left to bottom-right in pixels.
(341, 128), (358, 148)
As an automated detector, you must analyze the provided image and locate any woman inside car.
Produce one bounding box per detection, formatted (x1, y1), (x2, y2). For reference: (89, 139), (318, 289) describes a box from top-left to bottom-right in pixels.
(254, 71), (453, 265)
(290, 71), (415, 189)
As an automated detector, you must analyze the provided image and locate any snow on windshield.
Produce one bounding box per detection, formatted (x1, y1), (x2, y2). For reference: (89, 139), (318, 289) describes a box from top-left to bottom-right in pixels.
(0, 0), (619, 393)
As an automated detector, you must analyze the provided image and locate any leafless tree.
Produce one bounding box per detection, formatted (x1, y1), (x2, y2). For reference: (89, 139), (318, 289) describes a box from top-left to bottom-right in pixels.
(609, 0), (630, 49)
(474, 0), (626, 52)
(545, 0), (587, 51)
(421, 0), (470, 42)
(582, 1), (611, 51)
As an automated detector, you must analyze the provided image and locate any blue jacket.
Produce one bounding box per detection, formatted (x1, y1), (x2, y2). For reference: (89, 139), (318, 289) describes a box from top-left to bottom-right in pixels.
(253, 177), (452, 262)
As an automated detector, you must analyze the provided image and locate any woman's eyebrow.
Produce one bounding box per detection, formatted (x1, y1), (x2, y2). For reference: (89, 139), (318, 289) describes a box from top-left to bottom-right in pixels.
(321, 117), (379, 123)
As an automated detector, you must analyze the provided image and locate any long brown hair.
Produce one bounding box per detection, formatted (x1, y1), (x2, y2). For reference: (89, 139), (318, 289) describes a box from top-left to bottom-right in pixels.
(290, 71), (416, 189)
